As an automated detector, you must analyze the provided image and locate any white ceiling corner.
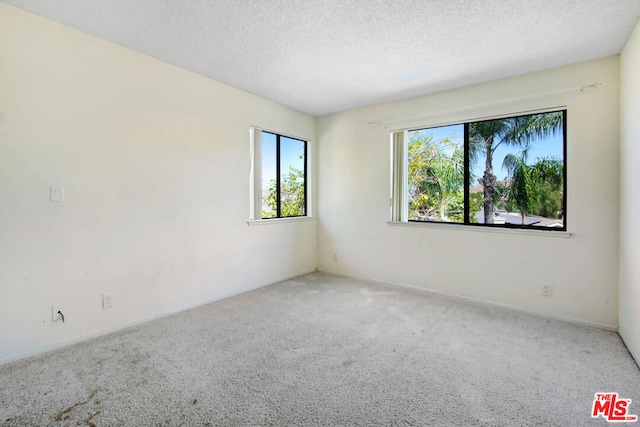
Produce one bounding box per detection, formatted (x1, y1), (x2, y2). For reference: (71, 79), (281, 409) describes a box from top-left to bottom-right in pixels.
(3, 0), (640, 116)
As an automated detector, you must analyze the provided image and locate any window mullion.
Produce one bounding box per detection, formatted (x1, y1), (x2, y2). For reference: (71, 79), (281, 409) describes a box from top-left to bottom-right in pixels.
(401, 132), (408, 222)
(464, 123), (470, 224)
(276, 135), (281, 218)
(303, 139), (308, 216)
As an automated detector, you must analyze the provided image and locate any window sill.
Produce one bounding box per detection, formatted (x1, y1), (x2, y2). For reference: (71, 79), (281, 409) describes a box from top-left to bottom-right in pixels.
(247, 216), (315, 226)
(386, 220), (572, 238)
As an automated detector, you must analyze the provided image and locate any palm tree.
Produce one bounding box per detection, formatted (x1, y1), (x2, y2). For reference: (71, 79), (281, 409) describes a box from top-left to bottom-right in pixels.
(469, 113), (563, 224)
(408, 134), (463, 221)
(502, 154), (563, 224)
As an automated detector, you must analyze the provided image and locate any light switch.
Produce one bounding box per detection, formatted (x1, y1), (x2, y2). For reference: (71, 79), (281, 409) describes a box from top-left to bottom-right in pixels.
(50, 186), (65, 202)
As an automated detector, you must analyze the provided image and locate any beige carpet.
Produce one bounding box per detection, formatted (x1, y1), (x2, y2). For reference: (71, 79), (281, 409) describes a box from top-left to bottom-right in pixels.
(1, 272), (638, 426)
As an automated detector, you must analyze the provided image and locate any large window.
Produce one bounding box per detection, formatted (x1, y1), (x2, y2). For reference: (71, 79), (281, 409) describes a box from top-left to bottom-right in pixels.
(392, 110), (566, 231)
(250, 128), (307, 220)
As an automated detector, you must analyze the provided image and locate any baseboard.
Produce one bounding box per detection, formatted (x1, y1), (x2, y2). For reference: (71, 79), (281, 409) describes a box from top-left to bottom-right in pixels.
(618, 329), (640, 369)
(0, 268), (316, 366)
(317, 267), (618, 332)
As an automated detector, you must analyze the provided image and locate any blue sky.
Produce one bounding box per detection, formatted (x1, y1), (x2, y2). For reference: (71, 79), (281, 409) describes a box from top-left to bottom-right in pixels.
(261, 132), (305, 189)
(412, 121), (564, 182)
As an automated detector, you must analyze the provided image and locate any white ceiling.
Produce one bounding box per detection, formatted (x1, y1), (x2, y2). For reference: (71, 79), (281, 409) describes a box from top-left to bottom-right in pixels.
(4, 0), (640, 116)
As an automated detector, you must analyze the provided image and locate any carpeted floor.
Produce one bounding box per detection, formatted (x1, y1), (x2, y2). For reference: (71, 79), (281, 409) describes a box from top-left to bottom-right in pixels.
(1, 272), (638, 426)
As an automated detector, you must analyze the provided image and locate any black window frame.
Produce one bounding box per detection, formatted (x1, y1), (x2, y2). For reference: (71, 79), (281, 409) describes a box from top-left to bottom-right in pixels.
(404, 109), (567, 232)
(262, 131), (308, 219)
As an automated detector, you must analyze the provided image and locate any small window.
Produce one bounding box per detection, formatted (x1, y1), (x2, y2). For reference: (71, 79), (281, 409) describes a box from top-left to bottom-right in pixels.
(392, 110), (566, 231)
(250, 128), (307, 220)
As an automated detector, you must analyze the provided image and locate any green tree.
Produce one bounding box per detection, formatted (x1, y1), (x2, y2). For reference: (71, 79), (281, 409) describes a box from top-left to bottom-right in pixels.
(408, 133), (464, 221)
(502, 154), (563, 224)
(262, 166), (305, 218)
(469, 113), (563, 224)
(532, 157), (564, 220)
(537, 181), (563, 219)
(468, 191), (484, 223)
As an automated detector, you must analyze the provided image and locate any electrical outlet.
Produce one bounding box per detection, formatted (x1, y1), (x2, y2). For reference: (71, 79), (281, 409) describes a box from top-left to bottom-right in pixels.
(542, 284), (552, 297)
(52, 305), (65, 321)
(102, 293), (114, 308)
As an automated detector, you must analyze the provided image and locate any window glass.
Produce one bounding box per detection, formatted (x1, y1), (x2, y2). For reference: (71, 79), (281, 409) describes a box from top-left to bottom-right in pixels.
(407, 124), (464, 223)
(469, 113), (564, 227)
(395, 110), (566, 231)
(261, 132), (277, 219)
(279, 137), (306, 217)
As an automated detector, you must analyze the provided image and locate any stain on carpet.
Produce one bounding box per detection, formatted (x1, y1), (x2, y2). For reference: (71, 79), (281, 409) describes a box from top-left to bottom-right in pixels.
(54, 388), (100, 423)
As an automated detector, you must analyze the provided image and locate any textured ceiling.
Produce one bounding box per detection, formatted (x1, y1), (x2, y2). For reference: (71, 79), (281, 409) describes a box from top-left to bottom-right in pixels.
(3, 0), (640, 116)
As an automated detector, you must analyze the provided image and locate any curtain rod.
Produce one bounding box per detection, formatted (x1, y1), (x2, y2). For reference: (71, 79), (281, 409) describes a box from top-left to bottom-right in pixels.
(367, 82), (601, 129)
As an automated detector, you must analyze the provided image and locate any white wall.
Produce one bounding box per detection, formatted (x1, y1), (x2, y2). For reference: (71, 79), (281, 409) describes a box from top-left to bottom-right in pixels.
(318, 57), (620, 329)
(0, 4), (316, 364)
(620, 21), (640, 365)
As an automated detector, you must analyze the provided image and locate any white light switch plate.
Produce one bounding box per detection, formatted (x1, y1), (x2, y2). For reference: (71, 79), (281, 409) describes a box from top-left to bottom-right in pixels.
(50, 187), (65, 202)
